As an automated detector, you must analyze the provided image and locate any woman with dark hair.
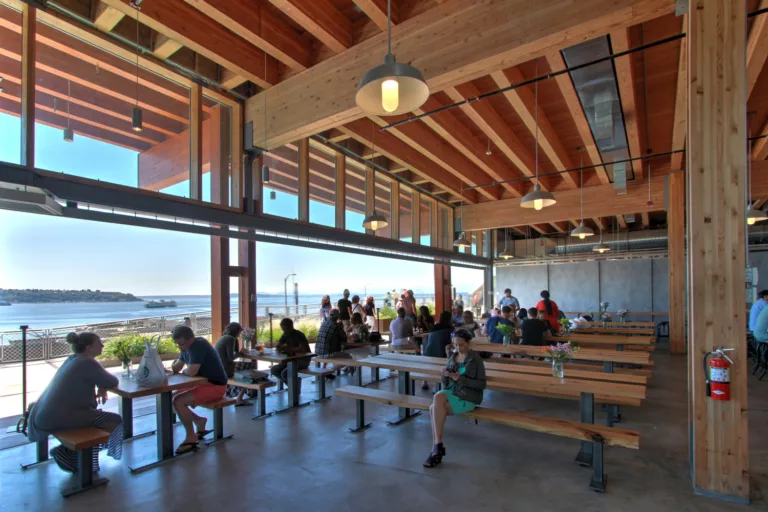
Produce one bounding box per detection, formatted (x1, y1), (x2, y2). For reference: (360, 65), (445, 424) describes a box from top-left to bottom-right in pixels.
(320, 295), (332, 321)
(215, 322), (253, 405)
(417, 305), (435, 333)
(27, 332), (123, 474)
(350, 295), (364, 320)
(423, 329), (486, 468)
(364, 295), (377, 331)
(517, 307), (528, 321)
(536, 290), (561, 333)
(346, 312), (370, 343)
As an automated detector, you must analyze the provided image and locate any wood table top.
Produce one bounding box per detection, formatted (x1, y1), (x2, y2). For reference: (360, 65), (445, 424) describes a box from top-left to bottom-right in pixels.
(356, 356), (646, 400)
(470, 342), (651, 365)
(243, 349), (316, 363)
(110, 373), (207, 399)
(559, 333), (654, 345)
(571, 327), (655, 335)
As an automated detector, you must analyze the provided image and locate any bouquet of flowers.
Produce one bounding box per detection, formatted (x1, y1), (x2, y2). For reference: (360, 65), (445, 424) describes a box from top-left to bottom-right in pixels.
(542, 342), (579, 362)
(496, 324), (516, 345)
(242, 327), (256, 350)
(617, 309), (628, 321)
(559, 317), (572, 330)
(600, 311), (612, 322)
(599, 301), (610, 313)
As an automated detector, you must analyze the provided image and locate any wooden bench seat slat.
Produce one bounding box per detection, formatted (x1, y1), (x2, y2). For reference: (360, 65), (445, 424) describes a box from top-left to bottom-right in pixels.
(300, 367), (337, 376)
(200, 397), (238, 410)
(226, 378), (276, 391)
(55, 428), (111, 451)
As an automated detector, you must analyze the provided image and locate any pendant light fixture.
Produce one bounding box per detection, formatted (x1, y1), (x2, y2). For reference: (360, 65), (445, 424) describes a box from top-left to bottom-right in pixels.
(355, 0), (428, 115)
(520, 59), (555, 210)
(452, 181), (471, 248)
(270, 190), (276, 200)
(746, 124), (767, 225)
(63, 79), (74, 143)
(592, 222), (610, 253)
(131, 2), (143, 132)
(498, 228), (513, 259)
(362, 122), (389, 231)
(570, 148), (594, 239)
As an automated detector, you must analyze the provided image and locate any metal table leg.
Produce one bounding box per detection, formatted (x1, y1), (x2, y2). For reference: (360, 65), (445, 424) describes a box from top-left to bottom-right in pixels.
(589, 435), (607, 492)
(274, 360), (311, 414)
(575, 392), (594, 466)
(119, 396), (156, 442)
(371, 344), (380, 382)
(130, 390), (193, 473)
(386, 370), (420, 425)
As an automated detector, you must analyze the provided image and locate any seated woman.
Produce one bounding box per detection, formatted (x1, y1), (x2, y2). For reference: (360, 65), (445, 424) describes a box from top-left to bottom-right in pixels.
(215, 322), (254, 406)
(27, 332), (123, 474)
(345, 312), (370, 343)
(456, 310), (481, 338)
(424, 330), (486, 468)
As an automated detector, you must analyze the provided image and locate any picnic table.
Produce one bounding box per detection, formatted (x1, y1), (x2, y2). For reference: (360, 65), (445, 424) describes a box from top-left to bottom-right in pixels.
(243, 349), (315, 410)
(572, 327), (655, 335)
(110, 373), (207, 473)
(470, 341), (651, 369)
(558, 333), (655, 350)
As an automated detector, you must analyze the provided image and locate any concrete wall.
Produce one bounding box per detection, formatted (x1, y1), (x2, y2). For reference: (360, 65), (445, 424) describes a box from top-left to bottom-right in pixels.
(495, 257), (669, 316)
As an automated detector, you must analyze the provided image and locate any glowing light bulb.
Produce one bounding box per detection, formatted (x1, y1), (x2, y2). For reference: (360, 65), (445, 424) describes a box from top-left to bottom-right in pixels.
(534, 199), (543, 211)
(371, 220), (379, 230)
(748, 217), (756, 226)
(381, 79), (399, 113)
(579, 233), (586, 240)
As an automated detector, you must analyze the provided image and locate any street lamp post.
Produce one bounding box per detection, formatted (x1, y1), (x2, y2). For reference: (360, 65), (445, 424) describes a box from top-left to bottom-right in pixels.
(284, 273), (296, 308)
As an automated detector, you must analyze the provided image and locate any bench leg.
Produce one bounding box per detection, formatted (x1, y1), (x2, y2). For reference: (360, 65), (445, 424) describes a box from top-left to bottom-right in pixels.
(206, 408), (233, 446)
(349, 399), (372, 433)
(589, 437), (607, 492)
(61, 448), (109, 497)
(252, 390), (273, 420)
(21, 437), (51, 470)
(575, 392), (594, 466)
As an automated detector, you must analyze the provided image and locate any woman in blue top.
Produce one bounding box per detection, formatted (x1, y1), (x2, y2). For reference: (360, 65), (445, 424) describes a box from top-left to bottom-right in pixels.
(320, 295), (332, 321)
(424, 329), (487, 468)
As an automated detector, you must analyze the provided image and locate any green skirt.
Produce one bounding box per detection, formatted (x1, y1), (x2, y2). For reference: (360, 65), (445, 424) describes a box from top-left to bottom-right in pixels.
(437, 389), (477, 415)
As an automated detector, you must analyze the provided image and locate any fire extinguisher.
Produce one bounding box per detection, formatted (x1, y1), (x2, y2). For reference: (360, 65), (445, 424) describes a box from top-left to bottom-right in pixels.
(704, 346), (735, 401)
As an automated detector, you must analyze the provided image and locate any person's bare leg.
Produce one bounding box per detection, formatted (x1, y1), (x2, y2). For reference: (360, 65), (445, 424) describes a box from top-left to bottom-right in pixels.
(429, 403), (437, 446)
(236, 389), (246, 404)
(433, 393), (453, 445)
(173, 391), (201, 444)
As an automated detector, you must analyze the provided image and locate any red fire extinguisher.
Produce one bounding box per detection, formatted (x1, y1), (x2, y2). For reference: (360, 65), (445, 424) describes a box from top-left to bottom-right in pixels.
(704, 347), (735, 401)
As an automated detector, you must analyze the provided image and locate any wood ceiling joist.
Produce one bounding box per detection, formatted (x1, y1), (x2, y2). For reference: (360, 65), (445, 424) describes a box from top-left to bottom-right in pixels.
(544, 49), (610, 184)
(550, 221), (569, 233)
(640, 212), (650, 228)
(267, 0), (351, 53)
(611, 28), (645, 179)
(352, 0), (399, 32)
(100, 0), (278, 88)
(339, 119), (478, 203)
(445, 84), (552, 192)
(491, 67), (579, 189)
(616, 215), (628, 229)
(531, 223), (553, 234)
(592, 217), (609, 231)
(152, 33), (183, 60)
(183, 0), (311, 71)
(325, 128), (351, 143)
(92, 2), (125, 32)
(754, 121), (768, 161)
(373, 114), (502, 201)
(416, 96), (526, 197)
(747, 0), (768, 99)
(669, 14), (687, 171)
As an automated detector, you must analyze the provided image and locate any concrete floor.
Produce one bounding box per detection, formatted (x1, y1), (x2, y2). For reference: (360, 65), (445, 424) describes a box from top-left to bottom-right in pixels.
(2, 350), (768, 512)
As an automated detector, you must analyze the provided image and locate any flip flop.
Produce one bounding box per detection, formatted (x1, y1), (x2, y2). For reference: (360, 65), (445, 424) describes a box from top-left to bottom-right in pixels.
(175, 442), (199, 455)
(234, 402), (252, 408)
(196, 429), (214, 440)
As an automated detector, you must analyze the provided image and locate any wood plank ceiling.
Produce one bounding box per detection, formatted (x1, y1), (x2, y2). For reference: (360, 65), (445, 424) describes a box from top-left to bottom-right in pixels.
(1, 0), (767, 240)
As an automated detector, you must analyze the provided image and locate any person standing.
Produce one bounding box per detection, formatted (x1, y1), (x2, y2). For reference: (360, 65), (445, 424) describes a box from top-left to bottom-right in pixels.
(402, 289), (418, 323)
(536, 290), (561, 333)
(320, 295), (332, 322)
(350, 295), (364, 320)
(337, 289), (353, 330)
(750, 290), (768, 331)
(364, 295), (378, 331)
(498, 288), (520, 309)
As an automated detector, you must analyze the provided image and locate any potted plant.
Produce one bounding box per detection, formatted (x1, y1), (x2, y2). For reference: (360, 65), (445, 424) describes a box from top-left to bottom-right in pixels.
(542, 342), (579, 378)
(496, 324), (516, 346)
(242, 327), (256, 350)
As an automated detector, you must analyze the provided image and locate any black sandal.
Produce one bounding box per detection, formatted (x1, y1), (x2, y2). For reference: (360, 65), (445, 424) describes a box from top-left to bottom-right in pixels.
(196, 429), (214, 440)
(175, 442), (199, 455)
(423, 452), (442, 468)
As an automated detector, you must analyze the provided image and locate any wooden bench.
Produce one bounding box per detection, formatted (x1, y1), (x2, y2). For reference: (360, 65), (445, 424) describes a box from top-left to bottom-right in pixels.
(299, 366), (337, 401)
(336, 386), (639, 492)
(227, 378), (276, 419)
(493, 357), (652, 377)
(53, 427), (111, 497)
(199, 397), (237, 445)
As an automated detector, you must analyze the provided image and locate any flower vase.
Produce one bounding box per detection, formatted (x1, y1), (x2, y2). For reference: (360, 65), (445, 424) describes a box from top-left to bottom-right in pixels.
(620, 317), (625, 323)
(122, 360), (133, 376)
(602, 321), (608, 328)
(503, 335), (511, 347)
(552, 360), (564, 378)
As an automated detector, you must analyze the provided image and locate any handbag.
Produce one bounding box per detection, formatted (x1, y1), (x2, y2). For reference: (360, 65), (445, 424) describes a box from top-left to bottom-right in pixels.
(134, 335), (167, 387)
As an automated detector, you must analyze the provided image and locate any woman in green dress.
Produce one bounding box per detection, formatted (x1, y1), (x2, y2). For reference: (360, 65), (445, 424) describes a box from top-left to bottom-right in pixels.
(424, 329), (487, 468)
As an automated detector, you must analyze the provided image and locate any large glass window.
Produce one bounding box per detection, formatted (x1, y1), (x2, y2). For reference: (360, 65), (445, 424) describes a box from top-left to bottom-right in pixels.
(482, 230), (490, 258)
(374, 174), (392, 237)
(419, 197), (432, 246)
(399, 187), (413, 242)
(309, 142), (336, 227)
(438, 205), (451, 250)
(0, 3), (21, 165)
(31, 16), (191, 198)
(262, 142), (299, 219)
(345, 158), (366, 233)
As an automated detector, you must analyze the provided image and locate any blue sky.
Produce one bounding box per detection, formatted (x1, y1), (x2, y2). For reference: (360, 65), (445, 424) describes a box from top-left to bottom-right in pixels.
(0, 113), (482, 296)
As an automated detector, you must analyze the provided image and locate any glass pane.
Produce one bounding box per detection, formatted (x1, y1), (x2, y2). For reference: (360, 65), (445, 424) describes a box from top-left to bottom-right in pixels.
(32, 16), (191, 197)
(0, 3), (21, 165)
(262, 142), (299, 219)
(374, 174), (391, 237)
(309, 142), (336, 227)
(482, 230), (490, 257)
(439, 206), (450, 249)
(345, 158), (366, 233)
(419, 197), (431, 246)
(471, 232), (477, 255)
(399, 187), (413, 242)
(200, 96), (232, 205)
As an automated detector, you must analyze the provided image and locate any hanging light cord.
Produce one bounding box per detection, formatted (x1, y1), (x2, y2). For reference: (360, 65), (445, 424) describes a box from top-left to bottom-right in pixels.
(579, 152), (584, 222)
(387, 0), (392, 55)
(534, 59), (540, 185)
(67, 80), (71, 127)
(134, 7), (139, 107)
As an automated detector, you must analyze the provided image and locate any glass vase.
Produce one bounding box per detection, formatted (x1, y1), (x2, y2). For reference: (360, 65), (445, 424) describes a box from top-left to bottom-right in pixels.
(503, 335), (511, 347)
(602, 321), (608, 328)
(122, 360), (133, 376)
(552, 360), (564, 378)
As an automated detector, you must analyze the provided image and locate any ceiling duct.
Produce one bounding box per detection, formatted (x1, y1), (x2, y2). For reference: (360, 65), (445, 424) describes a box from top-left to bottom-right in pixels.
(593, 89), (614, 141)
(551, 229), (668, 255)
(0, 187), (62, 216)
(613, 161), (628, 195)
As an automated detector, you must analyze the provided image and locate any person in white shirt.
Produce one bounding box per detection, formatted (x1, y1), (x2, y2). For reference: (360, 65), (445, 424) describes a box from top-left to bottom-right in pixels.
(497, 289), (520, 309)
(390, 307), (414, 346)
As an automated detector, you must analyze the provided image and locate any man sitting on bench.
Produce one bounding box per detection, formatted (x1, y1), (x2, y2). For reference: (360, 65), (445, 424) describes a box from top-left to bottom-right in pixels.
(171, 325), (229, 455)
(271, 318), (312, 386)
(316, 309), (353, 378)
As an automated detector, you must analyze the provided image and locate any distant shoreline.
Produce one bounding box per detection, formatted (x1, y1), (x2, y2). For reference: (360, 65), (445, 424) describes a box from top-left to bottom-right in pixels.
(0, 289), (143, 304)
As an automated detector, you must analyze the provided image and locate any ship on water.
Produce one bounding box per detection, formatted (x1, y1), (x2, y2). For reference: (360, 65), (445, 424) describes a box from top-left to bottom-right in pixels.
(0, 301), (11, 306)
(144, 299), (177, 309)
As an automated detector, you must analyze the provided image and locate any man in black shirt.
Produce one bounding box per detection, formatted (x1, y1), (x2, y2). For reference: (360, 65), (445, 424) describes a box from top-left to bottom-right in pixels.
(270, 318), (311, 386)
(520, 308), (552, 346)
(337, 289), (353, 330)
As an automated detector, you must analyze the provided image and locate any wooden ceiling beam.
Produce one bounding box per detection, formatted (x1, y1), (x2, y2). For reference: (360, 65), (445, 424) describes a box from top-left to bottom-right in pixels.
(616, 215), (628, 229)
(544, 49), (610, 184)
(371, 115), (501, 201)
(92, 2), (125, 32)
(245, 0), (676, 148)
(183, 0), (311, 71)
(416, 95), (526, 197)
(492, 67), (579, 188)
(640, 212), (650, 228)
(550, 221), (570, 233)
(531, 223), (554, 234)
(747, 0), (768, 99)
(339, 119), (479, 203)
(152, 33), (183, 60)
(100, 0), (278, 88)
(611, 28), (645, 179)
(753, 121), (768, 161)
(445, 83), (552, 192)
(267, 0), (352, 53)
(352, 0), (399, 31)
(669, 14), (687, 171)
(592, 217), (609, 231)
(324, 128), (351, 143)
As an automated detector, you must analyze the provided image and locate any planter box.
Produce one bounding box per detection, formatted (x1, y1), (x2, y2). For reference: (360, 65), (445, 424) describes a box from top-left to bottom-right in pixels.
(376, 318), (392, 333)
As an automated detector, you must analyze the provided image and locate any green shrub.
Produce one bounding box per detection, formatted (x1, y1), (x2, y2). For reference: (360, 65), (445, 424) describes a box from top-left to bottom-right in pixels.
(378, 305), (397, 319)
(99, 334), (178, 361)
(296, 320), (319, 340)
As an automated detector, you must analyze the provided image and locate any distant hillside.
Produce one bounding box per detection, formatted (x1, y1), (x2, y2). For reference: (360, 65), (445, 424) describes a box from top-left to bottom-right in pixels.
(0, 289), (143, 303)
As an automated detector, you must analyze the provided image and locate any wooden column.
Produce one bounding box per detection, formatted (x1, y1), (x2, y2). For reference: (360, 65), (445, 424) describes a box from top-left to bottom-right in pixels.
(298, 138), (310, 221)
(668, 172), (686, 354)
(230, 103), (243, 210)
(20, 3), (35, 167)
(364, 167), (374, 235)
(431, 200), (438, 248)
(189, 83), (203, 200)
(210, 102), (230, 337)
(412, 190), (421, 244)
(238, 238), (257, 329)
(687, 0), (749, 501)
(434, 264), (452, 314)
(390, 180), (400, 240)
(335, 151), (346, 229)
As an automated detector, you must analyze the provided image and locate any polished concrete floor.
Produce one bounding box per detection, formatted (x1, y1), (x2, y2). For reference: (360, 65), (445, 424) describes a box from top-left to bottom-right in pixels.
(2, 350), (768, 512)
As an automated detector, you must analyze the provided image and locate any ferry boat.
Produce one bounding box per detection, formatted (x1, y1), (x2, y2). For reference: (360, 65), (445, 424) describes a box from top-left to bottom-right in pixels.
(144, 300), (177, 309)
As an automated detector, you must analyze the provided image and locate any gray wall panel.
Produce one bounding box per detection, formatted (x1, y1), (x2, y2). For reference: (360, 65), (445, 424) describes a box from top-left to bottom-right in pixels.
(495, 265), (547, 310)
(599, 259), (653, 313)
(548, 261), (599, 313)
(652, 258), (669, 313)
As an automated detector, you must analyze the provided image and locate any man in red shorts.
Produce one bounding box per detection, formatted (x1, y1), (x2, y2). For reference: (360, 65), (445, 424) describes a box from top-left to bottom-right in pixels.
(170, 325), (228, 454)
